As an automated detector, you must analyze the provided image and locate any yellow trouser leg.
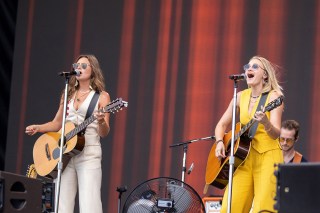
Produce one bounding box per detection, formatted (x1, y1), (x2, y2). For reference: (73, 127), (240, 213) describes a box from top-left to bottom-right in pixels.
(252, 148), (282, 213)
(220, 148), (283, 213)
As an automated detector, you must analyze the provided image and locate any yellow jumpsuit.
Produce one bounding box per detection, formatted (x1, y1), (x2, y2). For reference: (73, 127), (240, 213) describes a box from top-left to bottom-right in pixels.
(220, 89), (283, 213)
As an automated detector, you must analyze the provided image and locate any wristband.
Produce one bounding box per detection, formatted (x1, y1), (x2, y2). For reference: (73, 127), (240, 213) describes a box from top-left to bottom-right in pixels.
(216, 139), (224, 144)
(99, 121), (106, 125)
(264, 125), (272, 132)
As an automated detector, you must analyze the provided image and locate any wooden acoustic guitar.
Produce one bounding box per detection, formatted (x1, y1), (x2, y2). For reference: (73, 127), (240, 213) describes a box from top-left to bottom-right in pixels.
(205, 96), (284, 190)
(32, 98), (128, 179)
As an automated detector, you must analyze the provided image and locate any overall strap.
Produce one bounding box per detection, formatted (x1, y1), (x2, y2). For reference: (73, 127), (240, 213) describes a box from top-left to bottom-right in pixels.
(248, 92), (269, 138)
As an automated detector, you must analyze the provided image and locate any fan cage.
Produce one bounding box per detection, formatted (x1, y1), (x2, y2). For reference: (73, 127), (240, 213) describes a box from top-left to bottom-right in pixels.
(122, 177), (205, 213)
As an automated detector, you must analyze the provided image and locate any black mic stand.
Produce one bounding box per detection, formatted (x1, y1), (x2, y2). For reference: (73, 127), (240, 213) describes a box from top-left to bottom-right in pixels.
(54, 75), (71, 213)
(116, 186), (127, 213)
(226, 78), (241, 213)
(170, 136), (215, 185)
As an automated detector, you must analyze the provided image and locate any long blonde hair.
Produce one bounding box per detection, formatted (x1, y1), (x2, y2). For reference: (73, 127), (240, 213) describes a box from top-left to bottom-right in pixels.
(250, 56), (283, 96)
(65, 54), (106, 101)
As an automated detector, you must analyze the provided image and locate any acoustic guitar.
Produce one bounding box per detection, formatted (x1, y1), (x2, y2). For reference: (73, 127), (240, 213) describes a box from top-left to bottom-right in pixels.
(32, 98), (128, 179)
(205, 96), (284, 190)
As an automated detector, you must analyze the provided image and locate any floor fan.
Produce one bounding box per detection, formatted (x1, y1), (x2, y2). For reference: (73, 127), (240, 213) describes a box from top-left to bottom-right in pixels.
(122, 177), (205, 213)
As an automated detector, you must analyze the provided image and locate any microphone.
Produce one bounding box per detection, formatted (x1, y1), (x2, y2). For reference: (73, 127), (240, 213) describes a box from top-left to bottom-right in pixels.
(229, 73), (246, 81)
(187, 162), (194, 175)
(58, 70), (81, 77)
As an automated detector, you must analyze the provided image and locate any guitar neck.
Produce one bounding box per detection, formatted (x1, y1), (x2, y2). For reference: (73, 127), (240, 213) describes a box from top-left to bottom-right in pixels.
(63, 97), (128, 142)
(236, 107), (269, 140)
(235, 119), (256, 140)
(65, 114), (97, 141)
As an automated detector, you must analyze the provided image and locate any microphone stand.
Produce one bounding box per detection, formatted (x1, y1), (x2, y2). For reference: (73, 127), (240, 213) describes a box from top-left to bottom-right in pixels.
(226, 78), (241, 213)
(54, 75), (71, 213)
(116, 186), (127, 213)
(170, 136), (215, 184)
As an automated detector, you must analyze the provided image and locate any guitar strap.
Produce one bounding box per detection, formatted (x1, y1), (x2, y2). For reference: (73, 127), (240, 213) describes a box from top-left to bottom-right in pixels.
(85, 91), (100, 120)
(248, 92), (269, 139)
(293, 151), (303, 163)
(79, 91), (100, 135)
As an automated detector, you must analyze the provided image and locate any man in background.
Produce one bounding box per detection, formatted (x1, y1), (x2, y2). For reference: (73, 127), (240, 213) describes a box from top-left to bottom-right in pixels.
(279, 120), (308, 163)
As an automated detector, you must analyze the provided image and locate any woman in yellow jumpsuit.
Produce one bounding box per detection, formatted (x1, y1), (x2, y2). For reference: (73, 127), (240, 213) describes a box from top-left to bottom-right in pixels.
(215, 56), (284, 213)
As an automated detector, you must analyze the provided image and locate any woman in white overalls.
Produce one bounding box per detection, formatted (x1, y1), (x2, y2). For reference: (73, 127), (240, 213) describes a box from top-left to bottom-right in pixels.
(26, 54), (110, 213)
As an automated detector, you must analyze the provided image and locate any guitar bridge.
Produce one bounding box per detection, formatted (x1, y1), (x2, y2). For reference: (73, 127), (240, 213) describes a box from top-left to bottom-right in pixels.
(45, 143), (51, 160)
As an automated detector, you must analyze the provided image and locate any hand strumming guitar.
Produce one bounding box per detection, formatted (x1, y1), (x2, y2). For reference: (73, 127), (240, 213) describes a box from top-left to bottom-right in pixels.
(25, 125), (40, 136)
(215, 140), (226, 160)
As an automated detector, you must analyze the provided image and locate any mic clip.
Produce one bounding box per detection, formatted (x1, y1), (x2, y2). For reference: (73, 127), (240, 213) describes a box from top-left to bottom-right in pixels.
(58, 70), (81, 77)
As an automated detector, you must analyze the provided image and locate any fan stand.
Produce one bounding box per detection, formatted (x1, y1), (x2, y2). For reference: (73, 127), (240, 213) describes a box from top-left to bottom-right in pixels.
(116, 185), (127, 213)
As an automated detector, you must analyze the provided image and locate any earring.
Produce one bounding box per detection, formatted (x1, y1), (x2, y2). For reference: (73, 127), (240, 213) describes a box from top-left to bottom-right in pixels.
(75, 80), (79, 87)
(90, 78), (94, 90)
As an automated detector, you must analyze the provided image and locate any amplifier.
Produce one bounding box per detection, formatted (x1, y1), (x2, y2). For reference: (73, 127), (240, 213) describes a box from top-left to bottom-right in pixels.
(274, 163), (320, 213)
(0, 171), (54, 213)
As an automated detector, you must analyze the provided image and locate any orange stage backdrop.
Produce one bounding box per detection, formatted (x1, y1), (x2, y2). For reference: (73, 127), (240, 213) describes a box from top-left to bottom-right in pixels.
(5, 0), (320, 212)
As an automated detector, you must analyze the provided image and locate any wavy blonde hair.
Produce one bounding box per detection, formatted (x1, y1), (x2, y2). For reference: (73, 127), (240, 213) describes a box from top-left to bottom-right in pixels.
(250, 56), (283, 96)
(64, 54), (106, 101)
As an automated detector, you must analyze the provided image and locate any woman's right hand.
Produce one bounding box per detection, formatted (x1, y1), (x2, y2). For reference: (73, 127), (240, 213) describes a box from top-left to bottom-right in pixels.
(215, 140), (226, 159)
(25, 125), (40, 136)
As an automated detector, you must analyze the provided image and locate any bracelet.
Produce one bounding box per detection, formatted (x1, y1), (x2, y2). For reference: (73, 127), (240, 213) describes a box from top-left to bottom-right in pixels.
(264, 125), (272, 132)
(98, 121), (106, 125)
(216, 139), (224, 144)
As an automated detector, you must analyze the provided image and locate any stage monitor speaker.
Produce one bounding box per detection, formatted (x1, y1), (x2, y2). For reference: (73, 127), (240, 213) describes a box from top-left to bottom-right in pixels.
(202, 196), (222, 213)
(0, 171), (43, 213)
(274, 163), (320, 213)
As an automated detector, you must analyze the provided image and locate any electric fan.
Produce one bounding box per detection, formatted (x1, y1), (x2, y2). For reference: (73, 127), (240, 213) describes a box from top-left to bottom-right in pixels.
(122, 177), (205, 213)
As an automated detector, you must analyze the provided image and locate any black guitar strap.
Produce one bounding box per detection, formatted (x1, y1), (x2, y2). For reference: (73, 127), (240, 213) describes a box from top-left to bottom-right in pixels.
(85, 91), (100, 120)
(248, 92), (269, 139)
(79, 91), (100, 136)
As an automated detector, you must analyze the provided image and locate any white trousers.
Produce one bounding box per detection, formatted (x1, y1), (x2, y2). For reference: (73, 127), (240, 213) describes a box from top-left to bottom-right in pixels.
(56, 145), (103, 213)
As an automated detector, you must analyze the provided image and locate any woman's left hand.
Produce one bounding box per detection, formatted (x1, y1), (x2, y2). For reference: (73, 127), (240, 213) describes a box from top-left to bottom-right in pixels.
(253, 106), (268, 125)
(94, 111), (106, 124)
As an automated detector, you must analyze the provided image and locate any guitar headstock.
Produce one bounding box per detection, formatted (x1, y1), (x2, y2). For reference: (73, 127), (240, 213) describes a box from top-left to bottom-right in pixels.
(26, 164), (38, 179)
(101, 98), (128, 114)
(264, 95), (284, 112)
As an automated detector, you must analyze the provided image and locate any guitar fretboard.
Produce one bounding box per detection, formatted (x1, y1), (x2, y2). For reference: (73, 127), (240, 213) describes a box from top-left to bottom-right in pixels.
(63, 98), (127, 142)
(65, 114), (97, 141)
(234, 119), (255, 140)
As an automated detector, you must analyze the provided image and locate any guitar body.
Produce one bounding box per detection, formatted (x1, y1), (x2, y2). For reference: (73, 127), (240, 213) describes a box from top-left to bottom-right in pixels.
(205, 122), (252, 189)
(33, 122), (85, 178)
